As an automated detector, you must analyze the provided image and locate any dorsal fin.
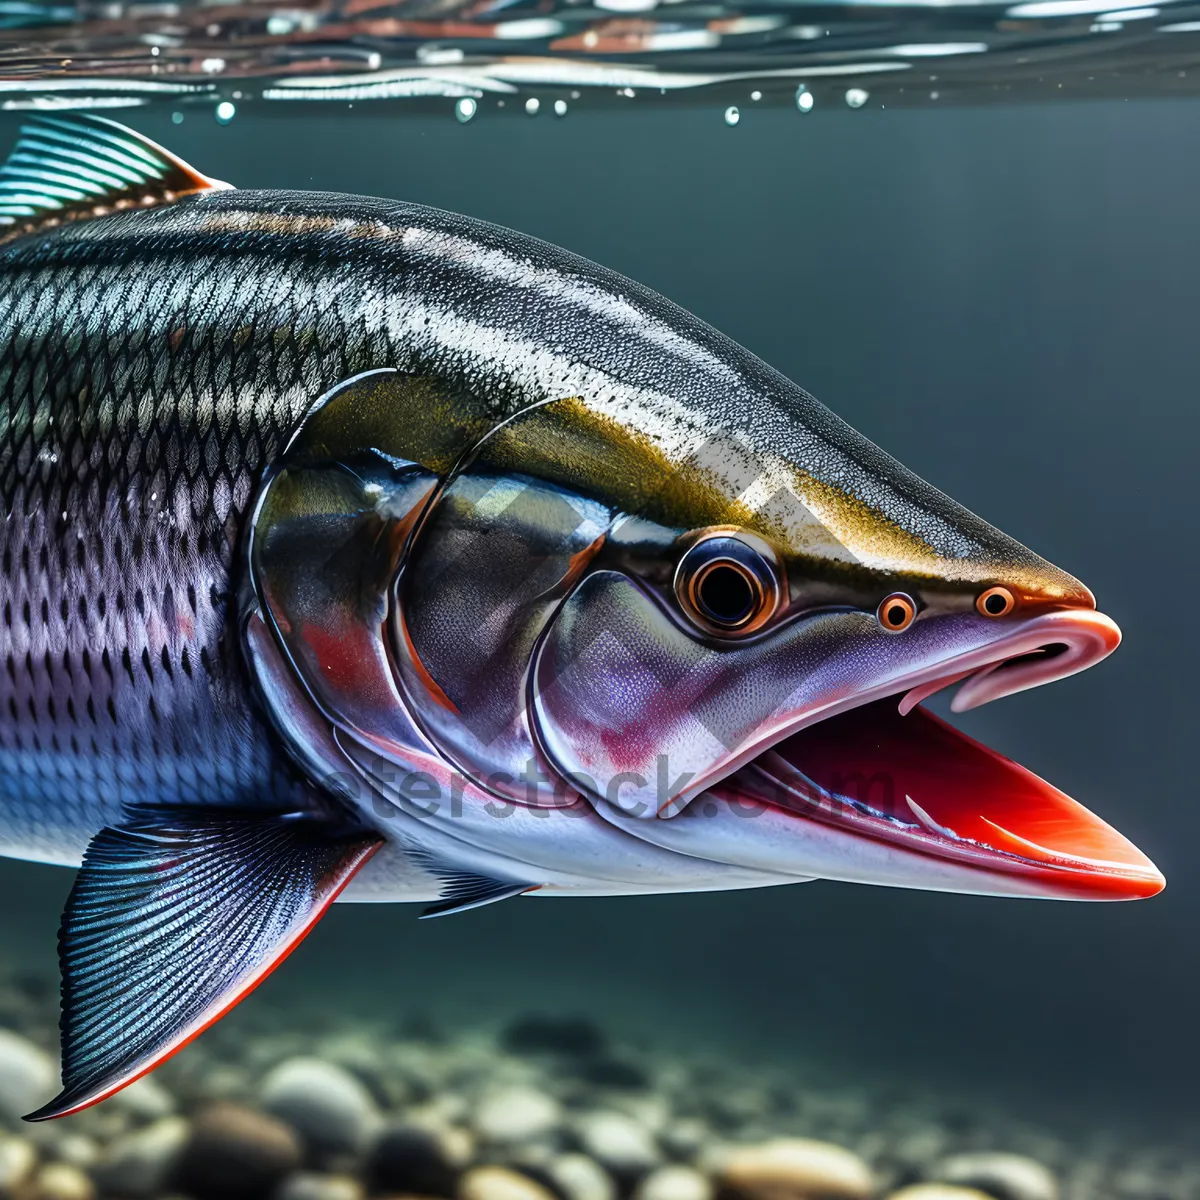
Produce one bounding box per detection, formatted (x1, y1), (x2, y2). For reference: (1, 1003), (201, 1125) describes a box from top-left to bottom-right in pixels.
(0, 113), (232, 242)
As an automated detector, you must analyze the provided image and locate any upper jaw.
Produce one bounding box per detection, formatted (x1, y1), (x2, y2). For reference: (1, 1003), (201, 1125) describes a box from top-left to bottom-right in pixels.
(667, 605), (1122, 818)
(898, 606), (1122, 714)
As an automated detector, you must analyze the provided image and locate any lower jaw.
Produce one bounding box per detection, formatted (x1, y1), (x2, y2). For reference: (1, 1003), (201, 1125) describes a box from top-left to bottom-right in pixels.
(720, 697), (1164, 903)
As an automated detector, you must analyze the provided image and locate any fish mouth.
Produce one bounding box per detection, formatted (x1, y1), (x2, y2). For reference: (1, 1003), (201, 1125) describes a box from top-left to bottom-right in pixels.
(721, 608), (1165, 901)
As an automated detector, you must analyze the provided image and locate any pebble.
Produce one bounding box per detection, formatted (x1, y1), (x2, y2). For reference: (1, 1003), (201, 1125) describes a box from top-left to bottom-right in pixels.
(29, 1163), (95, 1200)
(172, 1102), (303, 1200)
(573, 1111), (661, 1176)
(892, 1130), (950, 1170)
(53, 1135), (100, 1171)
(931, 1153), (1059, 1200)
(261, 1057), (383, 1157)
(367, 1119), (472, 1196)
(0, 1030), (55, 1120)
(90, 1116), (190, 1199)
(460, 1165), (560, 1200)
(636, 1164), (714, 1200)
(0, 1135), (36, 1194)
(544, 1153), (617, 1200)
(660, 1120), (710, 1160)
(475, 1086), (563, 1144)
(715, 1138), (875, 1200)
(275, 1171), (367, 1200)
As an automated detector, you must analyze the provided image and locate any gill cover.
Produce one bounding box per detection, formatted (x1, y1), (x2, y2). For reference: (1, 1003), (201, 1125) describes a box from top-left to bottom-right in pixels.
(247, 369), (834, 820)
(248, 371), (619, 811)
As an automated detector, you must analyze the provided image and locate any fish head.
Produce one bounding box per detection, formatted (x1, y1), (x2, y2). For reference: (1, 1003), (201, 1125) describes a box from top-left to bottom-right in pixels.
(450, 359), (1161, 902)
(249, 276), (1160, 904)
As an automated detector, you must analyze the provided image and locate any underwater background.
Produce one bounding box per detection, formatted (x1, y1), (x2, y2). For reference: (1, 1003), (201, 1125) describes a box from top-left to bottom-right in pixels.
(0, 62), (1196, 1200)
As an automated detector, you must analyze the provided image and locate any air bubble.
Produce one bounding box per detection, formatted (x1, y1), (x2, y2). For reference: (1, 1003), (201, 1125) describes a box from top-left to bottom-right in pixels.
(525, 97), (540, 115)
(554, 99), (568, 116)
(724, 105), (740, 126)
(455, 97), (477, 123)
(796, 85), (814, 112)
(171, 111), (184, 125)
(750, 90), (762, 101)
(214, 101), (236, 125)
(845, 87), (869, 108)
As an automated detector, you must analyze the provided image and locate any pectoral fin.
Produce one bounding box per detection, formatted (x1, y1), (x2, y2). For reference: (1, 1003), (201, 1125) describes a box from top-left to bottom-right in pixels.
(25, 810), (381, 1121)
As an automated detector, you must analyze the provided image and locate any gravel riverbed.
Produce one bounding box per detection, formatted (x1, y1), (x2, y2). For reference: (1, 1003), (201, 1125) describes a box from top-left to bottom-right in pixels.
(0, 976), (1191, 1200)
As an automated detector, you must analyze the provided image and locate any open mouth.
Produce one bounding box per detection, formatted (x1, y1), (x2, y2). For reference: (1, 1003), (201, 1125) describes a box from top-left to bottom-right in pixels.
(726, 608), (1164, 901)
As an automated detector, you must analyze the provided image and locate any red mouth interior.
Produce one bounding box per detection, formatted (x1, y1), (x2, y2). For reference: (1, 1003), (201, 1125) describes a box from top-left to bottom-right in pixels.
(764, 698), (1163, 900)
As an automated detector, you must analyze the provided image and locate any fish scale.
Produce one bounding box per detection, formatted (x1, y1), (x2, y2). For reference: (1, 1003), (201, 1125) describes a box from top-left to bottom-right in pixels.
(0, 216), (377, 863)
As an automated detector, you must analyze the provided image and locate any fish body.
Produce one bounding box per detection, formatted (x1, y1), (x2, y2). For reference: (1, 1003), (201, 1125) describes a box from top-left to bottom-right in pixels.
(0, 116), (1162, 1119)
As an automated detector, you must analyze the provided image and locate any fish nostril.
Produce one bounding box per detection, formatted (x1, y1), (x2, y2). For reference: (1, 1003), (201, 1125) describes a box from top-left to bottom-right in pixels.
(977, 586), (1016, 617)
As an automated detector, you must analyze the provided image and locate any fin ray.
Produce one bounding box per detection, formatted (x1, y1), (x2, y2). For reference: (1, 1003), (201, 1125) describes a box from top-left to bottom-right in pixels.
(25, 809), (380, 1121)
(420, 870), (535, 918)
(0, 113), (231, 239)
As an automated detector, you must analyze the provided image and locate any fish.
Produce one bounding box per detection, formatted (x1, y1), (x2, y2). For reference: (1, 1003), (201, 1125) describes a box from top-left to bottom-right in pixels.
(0, 113), (1162, 1121)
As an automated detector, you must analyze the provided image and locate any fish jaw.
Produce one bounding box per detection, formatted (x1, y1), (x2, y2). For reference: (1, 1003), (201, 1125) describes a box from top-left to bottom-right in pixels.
(724, 686), (1164, 901)
(713, 604), (1162, 900)
(586, 698), (1162, 903)
(691, 599), (1162, 901)
(564, 598), (1162, 902)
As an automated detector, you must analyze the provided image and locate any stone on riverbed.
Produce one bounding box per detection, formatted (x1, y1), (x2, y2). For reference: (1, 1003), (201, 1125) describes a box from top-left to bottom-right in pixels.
(90, 1116), (190, 1199)
(460, 1165), (561, 1200)
(714, 1137), (874, 1200)
(107, 1075), (176, 1122)
(502, 1016), (607, 1058)
(261, 1057), (383, 1157)
(28, 1162), (96, 1200)
(930, 1153), (1059, 1200)
(636, 1164), (714, 1200)
(275, 1170), (367, 1200)
(0, 1135), (37, 1195)
(573, 1111), (661, 1177)
(0, 1030), (55, 1120)
(171, 1102), (302, 1200)
(367, 1119), (473, 1196)
(544, 1153), (617, 1200)
(474, 1086), (564, 1145)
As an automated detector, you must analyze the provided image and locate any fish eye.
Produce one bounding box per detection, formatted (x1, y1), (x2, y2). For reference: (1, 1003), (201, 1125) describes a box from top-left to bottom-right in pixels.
(977, 586), (1016, 618)
(877, 592), (916, 633)
(675, 532), (782, 636)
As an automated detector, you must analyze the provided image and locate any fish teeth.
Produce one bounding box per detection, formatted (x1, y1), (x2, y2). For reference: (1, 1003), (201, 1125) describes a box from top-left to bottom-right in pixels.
(905, 794), (959, 840)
